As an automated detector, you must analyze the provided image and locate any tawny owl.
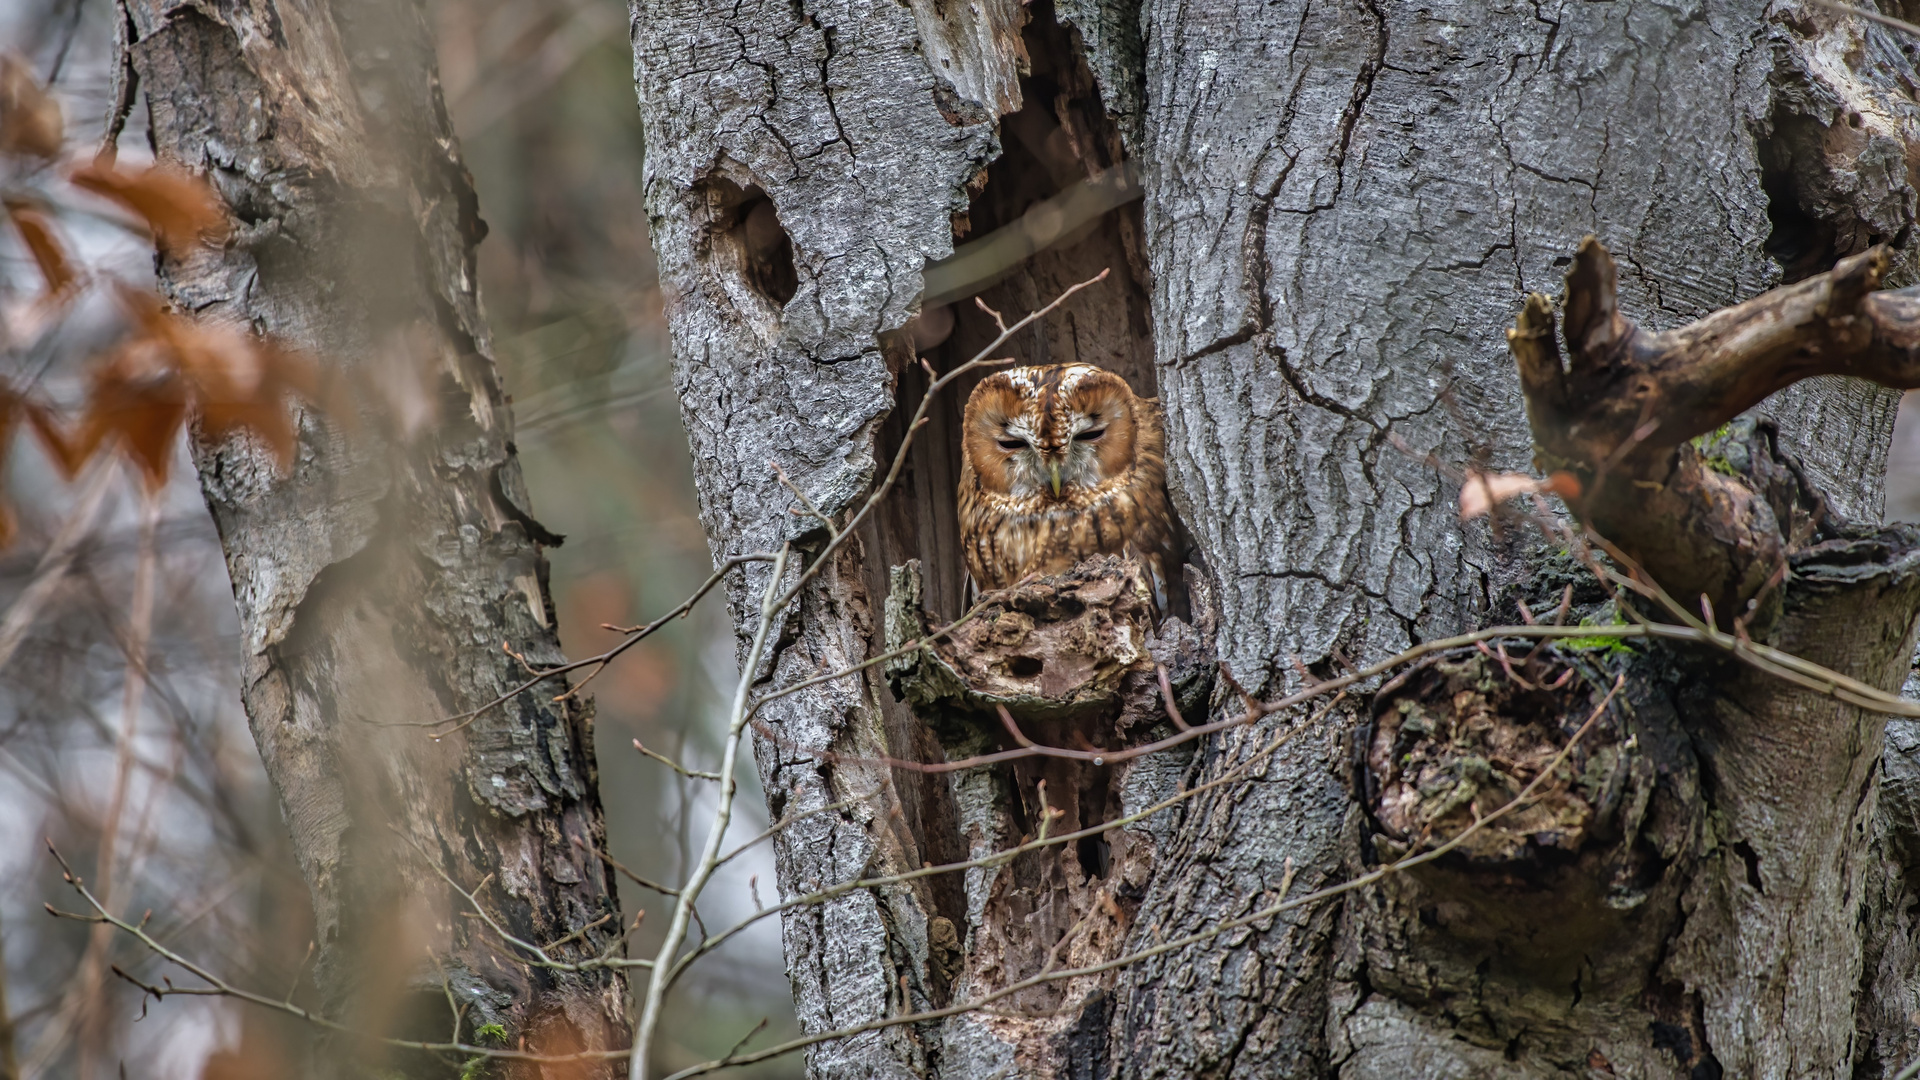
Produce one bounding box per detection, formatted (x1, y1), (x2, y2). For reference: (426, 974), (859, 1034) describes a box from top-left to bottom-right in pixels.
(958, 362), (1174, 598)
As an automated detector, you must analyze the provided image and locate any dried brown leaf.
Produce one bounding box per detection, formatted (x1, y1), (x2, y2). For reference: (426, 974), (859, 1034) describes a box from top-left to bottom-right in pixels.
(73, 337), (191, 488)
(160, 317), (318, 463)
(0, 55), (63, 160)
(1458, 470), (1583, 520)
(108, 284), (328, 468)
(1543, 471), (1582, 502)
(69, 161), (228, 251)
(5, 198), (76, 296)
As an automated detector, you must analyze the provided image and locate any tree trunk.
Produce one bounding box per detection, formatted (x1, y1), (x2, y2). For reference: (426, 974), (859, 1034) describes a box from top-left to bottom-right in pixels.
(630, 0), (1920, 1076)
(124, 0), (626, 1073)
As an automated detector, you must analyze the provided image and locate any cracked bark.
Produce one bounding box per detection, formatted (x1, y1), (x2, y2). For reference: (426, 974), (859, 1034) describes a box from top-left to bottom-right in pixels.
(127, 0), (625, 1075)
(633, 0), (1920, 1077)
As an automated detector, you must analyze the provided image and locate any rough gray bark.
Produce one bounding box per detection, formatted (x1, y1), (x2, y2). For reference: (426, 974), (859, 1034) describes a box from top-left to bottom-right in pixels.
(631, 0), (1920, 1077)
(124, 0), (626, 1073)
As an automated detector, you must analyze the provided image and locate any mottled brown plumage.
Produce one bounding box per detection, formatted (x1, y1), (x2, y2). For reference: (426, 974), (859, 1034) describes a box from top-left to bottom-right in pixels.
(958, 362), (1173, 598)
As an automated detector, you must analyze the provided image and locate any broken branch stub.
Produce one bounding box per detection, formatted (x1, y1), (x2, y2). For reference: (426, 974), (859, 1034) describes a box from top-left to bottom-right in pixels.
(1509, 237), (1920, 629)
(887, 555), (1158, 725)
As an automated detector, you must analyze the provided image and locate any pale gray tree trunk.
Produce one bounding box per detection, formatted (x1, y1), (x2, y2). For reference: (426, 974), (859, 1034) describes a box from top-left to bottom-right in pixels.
(631, 0), (1920, 1077)
(122, 0), (626, 1074)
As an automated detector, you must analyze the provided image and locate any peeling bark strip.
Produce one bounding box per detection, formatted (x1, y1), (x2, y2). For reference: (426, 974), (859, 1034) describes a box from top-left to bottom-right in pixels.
(633, 0), (1920, 1077)
(128, 0), (625, 1072)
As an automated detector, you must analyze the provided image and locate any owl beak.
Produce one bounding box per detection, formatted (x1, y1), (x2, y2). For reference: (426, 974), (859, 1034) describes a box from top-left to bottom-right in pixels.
(1049, 461), (1062, 497)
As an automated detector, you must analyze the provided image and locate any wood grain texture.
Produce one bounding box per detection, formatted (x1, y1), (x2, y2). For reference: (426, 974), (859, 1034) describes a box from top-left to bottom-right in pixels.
(1126, 3), (1920, 1076)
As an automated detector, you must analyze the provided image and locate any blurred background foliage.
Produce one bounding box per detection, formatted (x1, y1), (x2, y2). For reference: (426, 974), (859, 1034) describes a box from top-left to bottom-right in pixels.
(0, 0), (801, 1075)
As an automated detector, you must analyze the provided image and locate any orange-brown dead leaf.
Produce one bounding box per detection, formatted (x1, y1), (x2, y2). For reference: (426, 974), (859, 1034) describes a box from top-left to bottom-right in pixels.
(0, 387), (22, 547)
(69, 161), (228, 252)
(1543, 471), (1582, 501)
(71, 337), (190, 488)
(5, 199), (76, 296)
(1460, 470), (1556, 521)
(78, 285), (326, 478)
(0, 55), (63, 160)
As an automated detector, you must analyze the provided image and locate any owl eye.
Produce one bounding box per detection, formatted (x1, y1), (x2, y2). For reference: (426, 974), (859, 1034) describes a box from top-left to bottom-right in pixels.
(997, 438), (1026, 452)
(1074, 428), (1107, 442)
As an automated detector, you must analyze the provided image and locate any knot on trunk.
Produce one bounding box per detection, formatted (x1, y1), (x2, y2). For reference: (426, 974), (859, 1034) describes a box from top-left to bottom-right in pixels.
(1364, 648), (1698, 912)
(1357, 648), (1705, 996)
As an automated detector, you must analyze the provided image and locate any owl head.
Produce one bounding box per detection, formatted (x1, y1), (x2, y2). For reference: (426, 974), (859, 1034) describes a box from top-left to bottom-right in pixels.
(962, 363), (1141, 499)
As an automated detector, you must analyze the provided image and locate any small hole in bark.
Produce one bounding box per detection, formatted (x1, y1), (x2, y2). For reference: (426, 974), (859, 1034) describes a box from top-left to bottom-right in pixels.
(1008, 655), (1045, 678)
(699, 176), (799, 308)
(1757, 115), (1839, 283)
(1075, 832), (1109, 879)
(1759, 166), (1835, 283)
(1732, 839), (1765, 894)
(736, 192), (797, 305)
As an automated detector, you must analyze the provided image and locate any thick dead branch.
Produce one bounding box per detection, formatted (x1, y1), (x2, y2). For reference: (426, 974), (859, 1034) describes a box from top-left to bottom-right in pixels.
(1511, 237), (1920, 629)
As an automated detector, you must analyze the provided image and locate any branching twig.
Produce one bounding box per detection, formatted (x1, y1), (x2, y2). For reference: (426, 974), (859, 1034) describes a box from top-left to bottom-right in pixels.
(669, 694), (1348, 985)
(418, 552), (779, 733)
(43, 842), (631, 1065)
(634, 740), (722, 782)
(761, 270), (1111, 620)
(630, 544), (791, 1080)
(60, 253), (1918, 1079)
(74, 481), (156, 1076)
(403, 838), (652, 975)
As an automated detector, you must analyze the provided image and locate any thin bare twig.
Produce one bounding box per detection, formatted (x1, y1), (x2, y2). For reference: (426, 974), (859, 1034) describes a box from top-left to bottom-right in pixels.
(0, 461), (115, 673)
(74, 481), (157, 1078)
(671, 694), (1348, 987)
(403, 838), (652, 975)
(634, 740), (722, 782)
(1808, 0), (1920, 39)
(631, 544), (791, 1080)
(763, 270), (1112, 619)
(44, 842), (630, 1065)
(419, 552), (777, 733)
